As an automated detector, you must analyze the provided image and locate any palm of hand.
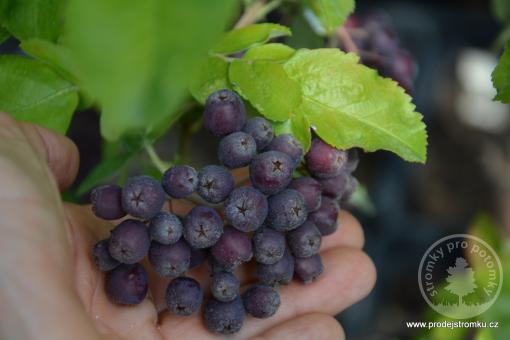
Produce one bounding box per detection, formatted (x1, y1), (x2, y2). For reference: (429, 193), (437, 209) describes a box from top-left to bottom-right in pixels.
(0, 114), (375, 340)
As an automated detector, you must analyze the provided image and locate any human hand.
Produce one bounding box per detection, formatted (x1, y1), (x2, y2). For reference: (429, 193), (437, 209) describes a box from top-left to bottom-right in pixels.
(0, 113), (376, 340)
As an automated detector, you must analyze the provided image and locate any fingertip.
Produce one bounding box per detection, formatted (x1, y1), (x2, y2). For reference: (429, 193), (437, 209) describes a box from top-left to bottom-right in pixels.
(321, 209), (365, 251)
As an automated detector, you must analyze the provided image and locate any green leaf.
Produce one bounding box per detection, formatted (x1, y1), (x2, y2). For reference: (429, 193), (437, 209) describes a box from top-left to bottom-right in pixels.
(229, 59), (302, 121)
(0, 55), (78, 133)
(273, 114), (311, 151)
(76, 153), (135, 196)
(66, 0), (237, 141)
(304, 0), (355, 34)
(243, 43), (296, 62)
(212, 23), (291, 54)
(284, 49), (427, 163)
(189, 56), (230, 104)
(0, 27), (9, 44)
(492, 0), (510, 25)
(0, 0), (64, 42)
(21, 39), (79, 83)
(492, 40), (510, 103)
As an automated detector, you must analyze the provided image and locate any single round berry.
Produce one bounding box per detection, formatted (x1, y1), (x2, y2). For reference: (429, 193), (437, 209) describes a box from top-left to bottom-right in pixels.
(242, 285), (281, 318)
(149, 212), (183, 245)
(161, 165), (198, 198)
(250, 151), (294, 195)
(319, 173), (349, 200)
(166, 277), (203, 316)
(242, 117), (274, 150)
(197, 165), (235, 203)
(308, 196), (339, 235)
(122, 176), (166, 219)
(294, 254), (324, 284)
(189, 247), (209, 269)
(92, 239), (120, 271)
(109, 219), (150, 264)
(211, 271), (240, 302)
(265, 134), (303, 167)
(149, 239), (191, 277)
(204, 297), (245, 335)
(224, 187), (268, 232)
(203, 89), (247, 137)
(90, 184), (126, 220)
(218, 131), (257, 168)
(257, 247), (295, 286)
(105, 264), (148, 305)
(183, 205), (224, 249)
(267, 189), (308, 232)
(288, 177), (322, 212)
(253, 227), (286, 265)
(305, 138), (348, 178)
(287, 219), (322, 258)
(211, 228), (252, 269)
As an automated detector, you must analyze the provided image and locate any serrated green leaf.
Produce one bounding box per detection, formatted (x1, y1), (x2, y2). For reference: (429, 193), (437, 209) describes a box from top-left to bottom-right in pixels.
(492, 40), (510, 103)
(212, 23), (291, 54)
(304, 0), (355, 34)
(284, 49), (427, 163)
(0, 55), (78, 133)
(189, 56), (231, 104)
(0, 27), (9, 44)
(492, 0), (510, 25)
(243, 43), (296, 62)
(0, 0), (64, 42)
(66, 0), (237, 141)
(229, 59), (302, 121)
(21, 39), (79, 83)
(273, 114), (311, 151)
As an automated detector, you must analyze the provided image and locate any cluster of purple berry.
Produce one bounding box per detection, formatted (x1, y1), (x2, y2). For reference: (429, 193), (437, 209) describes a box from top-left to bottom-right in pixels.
(90, 89), (358, 335)
(343, 12), (417, 94)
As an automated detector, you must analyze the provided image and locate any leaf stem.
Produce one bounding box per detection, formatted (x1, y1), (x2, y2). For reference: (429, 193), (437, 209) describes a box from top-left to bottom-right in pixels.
(235, 0), (282, 28)
(144, 143), (171, 174)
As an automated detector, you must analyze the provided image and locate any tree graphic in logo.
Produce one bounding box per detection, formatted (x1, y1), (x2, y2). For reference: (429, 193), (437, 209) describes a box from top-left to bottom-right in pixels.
(444, 257), (477, 306)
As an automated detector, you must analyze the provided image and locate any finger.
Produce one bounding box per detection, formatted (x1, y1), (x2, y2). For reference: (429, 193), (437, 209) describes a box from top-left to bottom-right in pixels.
(64, 204), (163, 340)
(158, 247), (376, 339)
(253, 313), (345, 340)
(0, 112), (80, 191)
(321, 210), (365, 251)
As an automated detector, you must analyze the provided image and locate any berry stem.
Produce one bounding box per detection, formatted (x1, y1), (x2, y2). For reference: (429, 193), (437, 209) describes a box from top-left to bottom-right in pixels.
(336, 26), (359, 54)
(234, 0), (282, 28)
(144, 143), (172, 174)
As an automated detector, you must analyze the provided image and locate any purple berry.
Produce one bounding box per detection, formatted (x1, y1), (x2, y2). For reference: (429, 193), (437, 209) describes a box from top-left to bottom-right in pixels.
(166, 277), (203, 316)
(183, 205), (224, 249)
(319, 173), (349, 200)
(253, 227), (286, 265)
(224, 187), (268, 232)
(197, 165), (235, 203)
(148, 239), (191, 277)
(305, 139), (348, 178)
(189, 247), (209, 269)
(250, 151), (294, 195)
(294, 254), (324, 284)
(161, 165), (198, 198)
(92, 239), (120, 271)
(340, 174), (358, 202)
(267, 189), (307, 231)
(287, 219), (322, 258)
(90, 185), (126, 220)
(211, 228), (252, 269)
(257, 247), (295, 286)
(266, 134), (303, 167)
(109, 219), (150, 264)
(308, 196), (339, 236)
(209, 256), (235, 274)
(344, 148), (359, 173)
(105, 264), (148, 305)
(242, 117), (274, 150)
(218, 132), (257, 168)
(242, 285), (281, 318)
(203, 90), (247, 137)
(204, 297), (245, 335)
(288, 177), (322, 212)
(211, 271), (240, 302)
(122, 176), (166, 219)
(149, 212), (182, 245)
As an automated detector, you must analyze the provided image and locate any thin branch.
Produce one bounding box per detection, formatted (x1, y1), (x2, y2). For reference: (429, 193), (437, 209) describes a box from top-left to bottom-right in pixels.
(144, 143), (171, 174)
(337, 26), (359, 54)
(234, 0), (282, 29)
